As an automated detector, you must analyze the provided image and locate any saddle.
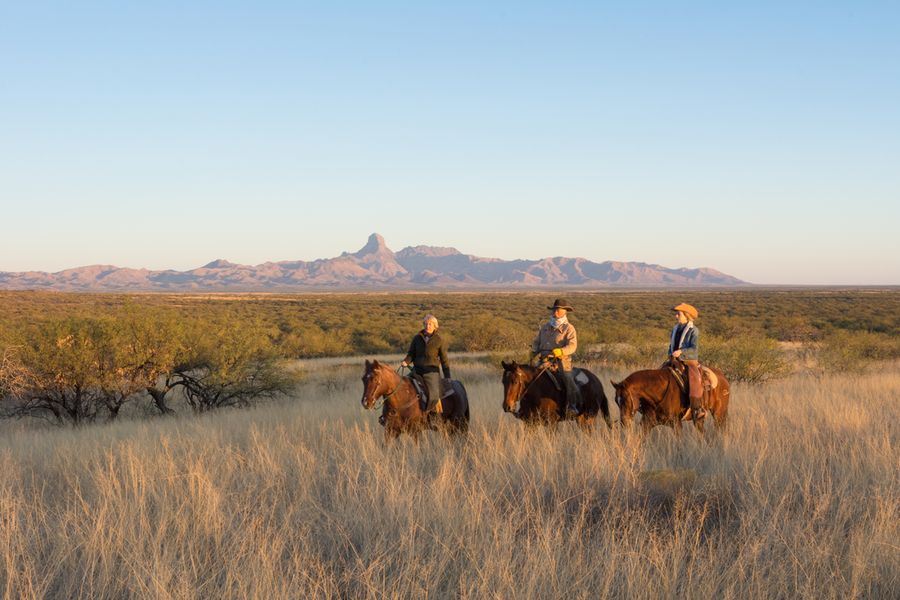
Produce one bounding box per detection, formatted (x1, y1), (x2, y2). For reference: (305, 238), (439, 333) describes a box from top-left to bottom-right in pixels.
(667, 363), (718, 395)
(537, 363), (590, 391)
(408, 374), (455, 413)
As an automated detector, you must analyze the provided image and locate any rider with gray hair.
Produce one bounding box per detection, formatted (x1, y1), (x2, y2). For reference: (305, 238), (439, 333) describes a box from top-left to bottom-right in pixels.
(401, 314), (451, 417)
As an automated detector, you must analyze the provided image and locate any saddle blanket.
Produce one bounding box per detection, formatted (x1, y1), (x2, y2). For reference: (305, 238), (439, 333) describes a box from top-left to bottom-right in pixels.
(409, 377), (455, 413)
(545, 368), (589, 390)
(575, 370), (590, 386)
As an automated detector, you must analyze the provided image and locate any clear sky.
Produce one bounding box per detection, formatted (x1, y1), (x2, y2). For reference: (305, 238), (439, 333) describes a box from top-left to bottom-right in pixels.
(1, 1), (898, 285)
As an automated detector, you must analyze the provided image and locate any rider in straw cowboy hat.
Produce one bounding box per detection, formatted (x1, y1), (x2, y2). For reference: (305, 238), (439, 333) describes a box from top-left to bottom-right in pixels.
(669, 302), (705, 419)
(531, 298), (581, 418)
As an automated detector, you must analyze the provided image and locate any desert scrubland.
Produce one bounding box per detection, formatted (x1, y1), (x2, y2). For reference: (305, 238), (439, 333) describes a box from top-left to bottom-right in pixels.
(1, 291), (898, 598)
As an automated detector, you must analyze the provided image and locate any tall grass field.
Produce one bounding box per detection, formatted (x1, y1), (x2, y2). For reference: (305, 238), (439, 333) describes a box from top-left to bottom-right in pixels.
(1, 357), (897, 599)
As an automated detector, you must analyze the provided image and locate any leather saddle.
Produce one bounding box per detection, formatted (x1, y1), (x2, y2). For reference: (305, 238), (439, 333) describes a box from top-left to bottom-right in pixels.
(408, 374), (455, 413)
(667, 363), (718, 395)
(537, 364), (590, 391)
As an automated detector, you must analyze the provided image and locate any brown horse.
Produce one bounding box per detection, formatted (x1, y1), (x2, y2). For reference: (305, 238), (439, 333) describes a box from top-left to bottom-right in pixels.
(501, 361), (611, 429)
(610, 360), (730, 435)
(360, 359), (469, 441)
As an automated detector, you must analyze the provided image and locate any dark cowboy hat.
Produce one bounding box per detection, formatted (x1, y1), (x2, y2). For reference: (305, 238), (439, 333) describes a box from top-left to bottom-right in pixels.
(546, 298), (573, 311)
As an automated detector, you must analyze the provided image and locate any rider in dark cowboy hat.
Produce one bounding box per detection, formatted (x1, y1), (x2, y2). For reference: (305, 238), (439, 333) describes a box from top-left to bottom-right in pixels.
(531, 299), (581, 418)
(401, 314), (451, 418)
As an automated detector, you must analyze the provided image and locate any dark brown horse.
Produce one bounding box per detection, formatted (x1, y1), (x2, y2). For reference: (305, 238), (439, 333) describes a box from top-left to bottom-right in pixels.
(360, 359), (469, 441)
(610, 360), (730, 435)
(501, 361), (611, 429)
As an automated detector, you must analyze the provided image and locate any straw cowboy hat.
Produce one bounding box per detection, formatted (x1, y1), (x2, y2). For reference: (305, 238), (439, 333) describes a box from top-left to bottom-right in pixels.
(672, 303), (699, 320)
(547, 298), (574, 311)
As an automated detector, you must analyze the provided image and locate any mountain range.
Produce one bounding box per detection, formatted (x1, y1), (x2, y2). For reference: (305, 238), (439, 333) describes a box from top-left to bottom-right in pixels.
(0, 234), (747, 291)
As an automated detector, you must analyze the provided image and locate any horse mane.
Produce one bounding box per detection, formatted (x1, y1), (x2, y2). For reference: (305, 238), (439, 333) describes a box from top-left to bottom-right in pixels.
(623, 368), (670, 387)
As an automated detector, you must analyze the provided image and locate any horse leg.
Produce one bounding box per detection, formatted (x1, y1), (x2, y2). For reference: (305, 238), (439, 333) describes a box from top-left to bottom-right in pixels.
(717, 407), (728, 432)
(444, 394), (467, 436)
(383, 424), (400, 445)
(712, 398), (728, 433)
(449, 405), (469, 436)
(641, 412), (655, 435)
(576, 413), (595, 433)
(693, 415), (705, 435)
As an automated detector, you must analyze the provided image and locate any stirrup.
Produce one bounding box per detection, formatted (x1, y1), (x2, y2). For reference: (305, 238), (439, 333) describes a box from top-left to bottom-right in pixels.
(686, 402), (706, 420)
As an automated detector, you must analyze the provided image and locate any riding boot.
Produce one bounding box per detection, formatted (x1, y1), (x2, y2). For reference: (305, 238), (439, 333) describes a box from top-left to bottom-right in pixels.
(690, 396), (706, 419)
(685, 361), (705, 419)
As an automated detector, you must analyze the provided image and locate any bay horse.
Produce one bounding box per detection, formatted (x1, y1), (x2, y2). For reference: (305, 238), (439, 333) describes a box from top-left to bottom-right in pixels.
(610, 359), (730, 435)
(501, 361), (611, 429)
(360, 359), (469, 442)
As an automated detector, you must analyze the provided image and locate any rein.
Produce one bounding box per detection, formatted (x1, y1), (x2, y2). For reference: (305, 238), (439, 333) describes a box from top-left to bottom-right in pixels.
(370, 367), (417, 412)
(511, 364), (551, 407)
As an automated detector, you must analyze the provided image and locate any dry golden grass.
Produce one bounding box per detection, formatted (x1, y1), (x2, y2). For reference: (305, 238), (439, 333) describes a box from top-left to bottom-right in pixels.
(1, 360), (898, 599)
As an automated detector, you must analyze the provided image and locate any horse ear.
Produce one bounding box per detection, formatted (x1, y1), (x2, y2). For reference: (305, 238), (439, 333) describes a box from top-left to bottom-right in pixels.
(365, 359), (371, 367)
(610, 379), (619, 388)
(501, 360), (509, 369)
(372, 359), (379, 367)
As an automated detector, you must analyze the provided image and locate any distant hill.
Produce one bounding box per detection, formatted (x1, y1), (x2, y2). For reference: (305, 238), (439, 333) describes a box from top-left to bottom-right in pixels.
(0, 233), (747, 291)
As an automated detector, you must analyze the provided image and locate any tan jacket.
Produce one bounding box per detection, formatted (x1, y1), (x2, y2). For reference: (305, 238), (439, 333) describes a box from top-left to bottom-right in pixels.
(531, 321), (577, 371)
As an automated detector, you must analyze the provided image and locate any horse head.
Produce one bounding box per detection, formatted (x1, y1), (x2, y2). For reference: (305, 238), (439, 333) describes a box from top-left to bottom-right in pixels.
(361, 359), (391, 409)
(501, 360), (528, 413)
(610, 379), (639, 425)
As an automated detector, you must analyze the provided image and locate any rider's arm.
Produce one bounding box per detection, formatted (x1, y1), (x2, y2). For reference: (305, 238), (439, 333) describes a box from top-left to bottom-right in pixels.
(560, 326), (577, 356)
(439, 338), (451, 379)
(402, 337), (416, 367)
(680, 327), (699, 361)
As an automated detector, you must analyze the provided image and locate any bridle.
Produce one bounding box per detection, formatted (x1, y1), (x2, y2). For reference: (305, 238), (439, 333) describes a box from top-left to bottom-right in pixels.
(363, 366), (417, 412)
(614, 384), (637, 421)
(505, 364), (550, 412)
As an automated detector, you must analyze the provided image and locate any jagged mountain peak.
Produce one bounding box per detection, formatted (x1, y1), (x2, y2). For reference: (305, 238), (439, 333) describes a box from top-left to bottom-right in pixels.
(203, 259), (238, 269)
(355, 233), (391, 257)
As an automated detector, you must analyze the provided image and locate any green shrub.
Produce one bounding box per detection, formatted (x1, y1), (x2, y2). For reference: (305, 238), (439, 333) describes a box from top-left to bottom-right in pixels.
(818, 330), (900, 373)
(458, 314), (533, 353)
(584, 341), (664, 369)
(703, 335), (790, 384)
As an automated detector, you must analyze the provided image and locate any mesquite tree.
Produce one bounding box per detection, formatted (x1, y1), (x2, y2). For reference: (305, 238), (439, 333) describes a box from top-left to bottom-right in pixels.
(173, 318), (295, 412)
(0, 310), (297, 425)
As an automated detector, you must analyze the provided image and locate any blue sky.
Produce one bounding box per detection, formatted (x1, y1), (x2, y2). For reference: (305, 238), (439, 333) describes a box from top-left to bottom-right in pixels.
(1, 1), (898, 284)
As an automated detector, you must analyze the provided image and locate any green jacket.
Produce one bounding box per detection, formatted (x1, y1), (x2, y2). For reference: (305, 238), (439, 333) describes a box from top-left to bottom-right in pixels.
(404, 330), (451, 378)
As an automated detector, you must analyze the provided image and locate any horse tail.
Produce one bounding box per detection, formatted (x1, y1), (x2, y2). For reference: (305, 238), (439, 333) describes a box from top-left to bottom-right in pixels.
(452, 380), (470, 434)
(598, 386), (612, 429)
(584, 370), (612, 428)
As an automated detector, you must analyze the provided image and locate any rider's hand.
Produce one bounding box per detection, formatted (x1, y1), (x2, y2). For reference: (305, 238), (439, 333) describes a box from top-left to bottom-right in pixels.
(552, 348), (564, 358)
(671, 350), (682, 359)
(400, 360), (409, 368)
